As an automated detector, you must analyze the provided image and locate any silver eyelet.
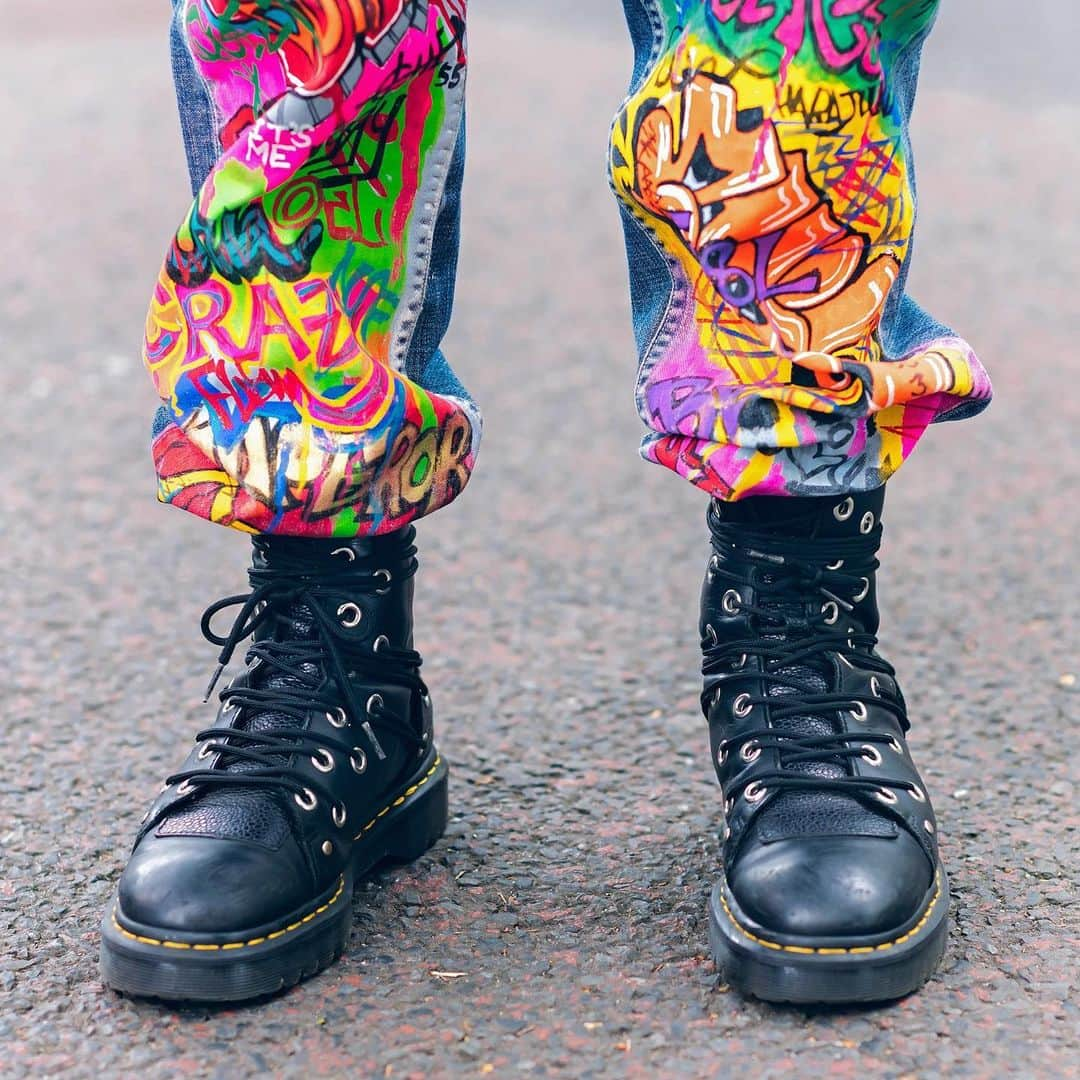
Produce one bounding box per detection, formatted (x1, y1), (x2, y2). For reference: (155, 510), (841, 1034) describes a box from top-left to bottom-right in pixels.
(311, 748), (335, 773)
(733, 653), (748, 670)
(860, 745), (883, 767)
(821, 601), (840, 625)
(909, 785), (927, 803)
(859, 511), (875, 534)
(833, 498), (854, 522)
(722, 590), (741, 616)
(321, 840), (334, 855)
(197, 743), (215, 761)
(853, 577), (870, 602)
(332, 804), (347, 828)
(294, 788), (318, 812)
(331, 547), (356, 562)
(708, 554), (722, 579)
(874, 787), (898, 805)
(725, 796), (735, 815)
(849, 701), (868, 722)
(740, 740), (762, 764)
(337, 602), (363, 628)
(350, 747), (368, 774)
(888, 736), (904, 754)
(366, 693), (384, 717)
(924, 820), (935, 835)
(704, 624), (718, 647)
(327, 707), (348, 729)
(717, 744), (728, 766)
(374, 568), (392, 595)
(373, 634), (390, 653)
(870, 675), (883, 698)
(176, 780), (197, 796)
(826, 559), (845, 571)
(744, 781), (767, 804)
(732, 693), (753, 718)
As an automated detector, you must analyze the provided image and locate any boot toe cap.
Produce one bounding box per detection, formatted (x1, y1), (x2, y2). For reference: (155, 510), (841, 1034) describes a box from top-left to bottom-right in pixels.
(727, 833), (933, 940)
(118, 835), (314, 936)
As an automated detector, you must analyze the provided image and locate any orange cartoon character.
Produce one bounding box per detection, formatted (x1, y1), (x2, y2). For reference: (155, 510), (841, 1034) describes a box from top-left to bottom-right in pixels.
(631, 71), (904, 414)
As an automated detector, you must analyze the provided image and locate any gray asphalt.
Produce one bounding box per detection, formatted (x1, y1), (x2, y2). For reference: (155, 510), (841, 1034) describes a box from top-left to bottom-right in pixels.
(1, 2), (1078, 1077)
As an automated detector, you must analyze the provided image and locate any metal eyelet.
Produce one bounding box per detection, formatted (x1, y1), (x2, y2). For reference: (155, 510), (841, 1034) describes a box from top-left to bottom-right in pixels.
(744, 781), (767, 804)
(294, 788), (318, 812)
(740, 741), (762, 764)
(860, 511), (875, 534)
(707, 554), (722, 579)
(337, 602), (363, 628)
(860, 745), (883, 766)
(350, 747), (368, 774)
(366, 693), (384, 717)
(332, 804), (347, 828)
(821, 601), (840, 625)
(721, 590), (741, 616)
(924, 820), (935, 835)
(833, 498), (854, 522)
(373, 634), (390, 654)
(853, 577), (870, 603)
(732, 693), (753, 718)
(331, 547), (356, 562)
(717, 744), (728, 766)
(374, 569), (392, 595)
(870, 675), (883, 698)
(888, 736), (904, 754)
(733, 653), (748, 670)
(327, 707), (348, 729)
(849, 701), (868, 722)
(826, 559), (845, 571)
(725, 796), (735, 815)
(176, 780), (197, 796)
(874, 787), (898, 805)
(321, 840), (334, 855)
(311, 749), (335, 773)
(909, 785), (927, 803)
(197, 743), (215, 761)
(703, 624), (718, 647)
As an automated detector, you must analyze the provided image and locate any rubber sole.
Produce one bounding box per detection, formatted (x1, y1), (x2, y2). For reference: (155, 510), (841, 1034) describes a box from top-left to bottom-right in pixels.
(100, 754), (448, 1003)
(708, 869), (950, 1005)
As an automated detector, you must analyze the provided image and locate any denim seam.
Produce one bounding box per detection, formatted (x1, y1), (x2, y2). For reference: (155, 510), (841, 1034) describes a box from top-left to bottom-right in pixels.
(610, 0), (689, 430)
(389, 74), (468, 374)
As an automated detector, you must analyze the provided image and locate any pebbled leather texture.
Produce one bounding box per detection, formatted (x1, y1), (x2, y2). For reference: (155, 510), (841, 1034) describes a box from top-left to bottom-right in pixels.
(116, 529), (434, 936)
(702, 488), (941, 940)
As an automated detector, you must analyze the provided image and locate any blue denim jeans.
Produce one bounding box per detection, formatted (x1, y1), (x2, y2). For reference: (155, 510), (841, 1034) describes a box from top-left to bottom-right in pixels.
(153, 1), (989, 536)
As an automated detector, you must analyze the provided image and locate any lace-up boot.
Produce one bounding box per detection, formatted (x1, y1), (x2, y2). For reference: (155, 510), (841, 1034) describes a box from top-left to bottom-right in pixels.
(101, 527), (446, 1002)
(701, 489), (948, 1003)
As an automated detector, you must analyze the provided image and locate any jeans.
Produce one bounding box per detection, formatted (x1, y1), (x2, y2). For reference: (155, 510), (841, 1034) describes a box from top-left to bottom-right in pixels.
(152, 0), (991, 537)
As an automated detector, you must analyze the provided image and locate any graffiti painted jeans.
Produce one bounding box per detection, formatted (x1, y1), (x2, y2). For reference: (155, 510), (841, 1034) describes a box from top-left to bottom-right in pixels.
(151, 1), (991, 537)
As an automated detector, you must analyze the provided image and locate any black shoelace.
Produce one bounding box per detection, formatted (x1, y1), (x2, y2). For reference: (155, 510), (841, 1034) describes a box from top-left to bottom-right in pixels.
(703, 512), (921, 808)
(166, 544), (425, 811)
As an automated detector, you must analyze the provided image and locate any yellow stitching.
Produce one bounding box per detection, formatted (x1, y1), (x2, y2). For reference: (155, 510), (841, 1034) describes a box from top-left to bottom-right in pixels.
(717, 871), (942, 956)
(110, 754), (442, 954)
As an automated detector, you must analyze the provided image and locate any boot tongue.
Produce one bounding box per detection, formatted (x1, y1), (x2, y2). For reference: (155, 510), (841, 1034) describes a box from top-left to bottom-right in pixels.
(731, 501), (894, 843)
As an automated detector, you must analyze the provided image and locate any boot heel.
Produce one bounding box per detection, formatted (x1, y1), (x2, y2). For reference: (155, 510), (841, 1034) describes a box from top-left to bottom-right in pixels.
(382, 767), (449, 864)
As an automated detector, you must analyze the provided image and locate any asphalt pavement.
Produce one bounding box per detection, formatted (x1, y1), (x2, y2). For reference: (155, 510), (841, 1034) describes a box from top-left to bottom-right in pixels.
(1, 1), (1077, 1076)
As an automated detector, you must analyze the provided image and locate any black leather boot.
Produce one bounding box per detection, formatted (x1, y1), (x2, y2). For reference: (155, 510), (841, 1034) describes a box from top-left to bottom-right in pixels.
(701, 489), (948, 1004)
(100, 527), (446, 1002)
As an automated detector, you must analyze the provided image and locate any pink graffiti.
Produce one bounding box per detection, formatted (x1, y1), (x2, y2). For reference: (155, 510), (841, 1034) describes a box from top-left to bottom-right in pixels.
(711, 0), (886, 83)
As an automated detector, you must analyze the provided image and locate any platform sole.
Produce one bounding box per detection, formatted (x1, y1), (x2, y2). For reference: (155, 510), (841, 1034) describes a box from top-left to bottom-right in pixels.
(100, 754), (448, 1003)
(708, 870), (950, 1005)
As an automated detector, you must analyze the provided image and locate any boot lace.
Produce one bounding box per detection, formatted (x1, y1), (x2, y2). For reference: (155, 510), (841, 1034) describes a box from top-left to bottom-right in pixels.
(703, 512), (921, 809)
(166, 543), (424, 813)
